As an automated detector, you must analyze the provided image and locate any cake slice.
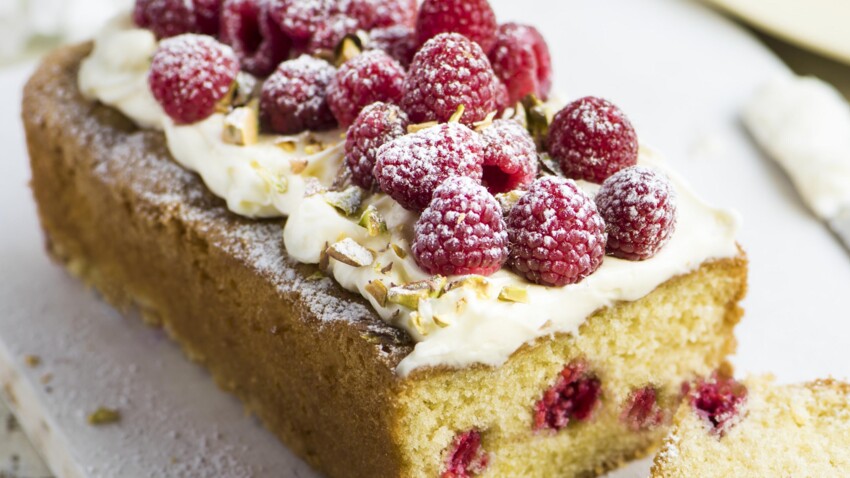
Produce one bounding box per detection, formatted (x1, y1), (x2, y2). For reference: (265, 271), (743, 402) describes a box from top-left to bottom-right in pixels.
(651, 375), (850, 477)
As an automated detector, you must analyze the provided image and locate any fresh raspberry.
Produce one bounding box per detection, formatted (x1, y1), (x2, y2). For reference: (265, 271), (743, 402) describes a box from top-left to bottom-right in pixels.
(342, 0), (417, 30)
(416, 0), (497, 51)
(488, 23), (553, 106)
(368, 25), (417, 68)
(307, 14), (360, 55)
(688, 374), (748, 435)
(220, 0), (291, 77)
(374, 123), (484, 211)
(595, 166), (677, 261)
(402, 33), (501, 125)
(193, 0), (223, 36)
(621, 386), (665, 431)
(494, 80), (510, 113)
(268, 0), (334, 40)
(260, 55), (337, 134)
(506, 176), (606, 286)
(441, 430), (489, 478)
(149, 34), (239, 125)
(327, 50), (406, 127)
(134, 0), (198, 39)
(548, 96), (639, 184)
(480, 120), (538, 194)
(413, 177), (509, 276)
(534, 361), (601, 431)
(344, 102), (409, 190)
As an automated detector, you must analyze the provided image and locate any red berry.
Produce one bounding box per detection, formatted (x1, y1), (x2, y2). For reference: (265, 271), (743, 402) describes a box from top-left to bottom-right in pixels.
(220, 0), (291, 77)
(149, 34), (239, 125)
(342, 0), (417, 30)
(374, 123), (484, 211)
(534, 361), (601, 431)
(134, 0), (198, 39)
(548, 96), (639, 184)
(441, 429), (489, 478)
(506, 176), (606, 286)
(268, 0), (334, 40)
(488, 23), (552, 105)
(688, 373), (748, 435)
(344, 102), (409, 190)
(193, 0), (223, 36)
(416, 0), (497, 51)
(480, 120), (538, 194)
(368, 25), (417, 68)
(307, 14), (360, 54)
(413, 176), (509, 276)
(260, 55), (337, 134)
(402, 33), (501, 125)
(328, 50), (406, 127)
(621, 386), (665, 431)
(595, 166), (677, 261)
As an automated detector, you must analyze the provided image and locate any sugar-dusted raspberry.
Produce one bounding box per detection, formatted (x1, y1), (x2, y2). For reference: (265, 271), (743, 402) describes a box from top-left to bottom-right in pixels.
(688, 373), (748, 435)
(268, 0), (334, 40)
(327, 50), (406, 127)
(488, 23), (553, 106)
(441, 429), (489, 478)
(374, 123), (484, 211)
(413, 177), (508, 276)
(402, 33), (501, 125)
(260, 55), (337, 134)
(506, 176), (606, 286)
(595, 166), (677, 261)
(342, 0), (417, 30)
(220, 0), (291, 77)
(368, 25), (417, 68)
(134, 0), (198, 39)
(480, 119), (538, 194)
(306, 14), (360, 55)
(345, 102), (409, 190)
(415, 0), (497, 51)
(149, 34), (239, 125)
(621, 386), (665, 431)
(193, 0), (223, 36)
(548, 96), (639, 184)
(534, 361), (601, 431)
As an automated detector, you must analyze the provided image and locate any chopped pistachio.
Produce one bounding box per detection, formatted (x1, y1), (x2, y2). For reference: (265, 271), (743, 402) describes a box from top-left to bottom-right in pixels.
(498, 285), (530, 303)
(358, 205), (388, 237)
(473, 111), (497, 131)
(432, 315), (451, 328)
(306, 271), (324, 281)
(88, 407), (121, 426)
(326, 238), (375, 267)
(495, 190), (526, 215)
(448, 104), (466, 123)
(323, 187), (362, 216)
(522, 93), (550, 148)
(318, 242), (330, 272)
(303, 136), (327, 156)
(24, 355), (40, 367)
(538, 153), (562, 177)
(251, 161), (288, 194)
(231, 72), (259, 107)
(446, 275), (490, 298)
(222, 100), (259, 146)
(334, 33), (364, 67)
(275, 139), (297, 153)
(365, 279), (388, 307)
(455, 297), (468, 314)
(304, 178), (327, 197)
(380, 262), (394, 274)
(409, 312), (428, 336)
(387, 285), (432, 310)
(407, 121), (439, 134)
(390, 243), (408, 259)
(290, 158), (309, 174)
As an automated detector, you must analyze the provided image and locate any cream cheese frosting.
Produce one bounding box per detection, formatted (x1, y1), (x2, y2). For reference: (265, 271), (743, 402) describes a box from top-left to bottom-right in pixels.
(79, 16), (741, 376)
(744, 75), (850, 221)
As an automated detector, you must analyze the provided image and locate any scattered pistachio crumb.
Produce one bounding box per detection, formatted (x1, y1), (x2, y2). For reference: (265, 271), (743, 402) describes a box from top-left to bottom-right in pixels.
(365, 280), (389, 307)
(407, 121), (439, 134)
(23, 355), (40, 367)
(88, 407), (121, 426)
(307, 271), (324, 281)
(391, 243), (408, 259)
(498, 285), (530, 303)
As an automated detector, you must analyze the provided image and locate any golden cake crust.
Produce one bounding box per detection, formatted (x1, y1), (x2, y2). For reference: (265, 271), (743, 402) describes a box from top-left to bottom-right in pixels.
(24, 44), (748, 478)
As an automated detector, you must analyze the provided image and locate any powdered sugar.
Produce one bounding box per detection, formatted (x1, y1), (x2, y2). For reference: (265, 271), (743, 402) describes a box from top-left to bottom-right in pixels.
(480, 119), (538, 193)
(260, 54), (337, 134)
(327, 49), (406, 127)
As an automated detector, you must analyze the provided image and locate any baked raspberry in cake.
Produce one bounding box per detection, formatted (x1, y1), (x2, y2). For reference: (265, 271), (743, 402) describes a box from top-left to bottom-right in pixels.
(23, 1), (747, 477)
(652, 375), (850, 477)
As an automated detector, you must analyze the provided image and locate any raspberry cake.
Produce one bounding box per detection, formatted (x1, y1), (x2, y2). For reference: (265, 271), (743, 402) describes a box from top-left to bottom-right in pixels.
(22, 0), (746, 476)
(651, 375), (850, 477)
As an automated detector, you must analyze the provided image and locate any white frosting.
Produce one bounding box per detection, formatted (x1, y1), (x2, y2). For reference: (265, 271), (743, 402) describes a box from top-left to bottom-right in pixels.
(79, 19), (741, 376)
(744, 75), (850, 220)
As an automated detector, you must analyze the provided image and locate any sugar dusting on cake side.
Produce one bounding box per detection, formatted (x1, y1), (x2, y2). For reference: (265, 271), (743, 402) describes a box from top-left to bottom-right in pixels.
(78, 14), (740, 376)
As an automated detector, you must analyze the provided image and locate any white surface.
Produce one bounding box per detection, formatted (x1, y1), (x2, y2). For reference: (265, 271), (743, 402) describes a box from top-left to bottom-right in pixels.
(2, 0), (850, 477)
(707, 0), (850, 65)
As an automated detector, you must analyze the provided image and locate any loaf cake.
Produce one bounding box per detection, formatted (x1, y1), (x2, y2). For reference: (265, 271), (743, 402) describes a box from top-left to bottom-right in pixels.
(23, 0), (747, 476)
(651, 374), (850, 477)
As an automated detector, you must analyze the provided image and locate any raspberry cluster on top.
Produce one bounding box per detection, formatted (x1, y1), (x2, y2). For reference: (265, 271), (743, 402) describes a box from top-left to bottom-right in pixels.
(137, 0), (679, 289)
